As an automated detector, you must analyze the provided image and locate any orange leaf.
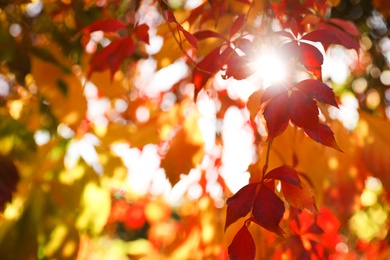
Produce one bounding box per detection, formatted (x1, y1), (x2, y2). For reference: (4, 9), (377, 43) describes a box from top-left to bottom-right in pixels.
(282, 180), (318, 214)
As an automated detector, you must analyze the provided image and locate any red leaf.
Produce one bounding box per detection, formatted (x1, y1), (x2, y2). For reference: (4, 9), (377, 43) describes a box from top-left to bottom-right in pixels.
(167, 9), (177, 23)
(282, 181), (318, 214)
(228, 224), (256, 260)
(328, 18), (360, 37)
(179, 26), (198, 49)
(294, 79), (338, 108)
(301, 30), (342, 50)
(82, 18), (125, 34)
(265, 165), (301, 187)
(0, 155), (20, 212)
(230, 14), (246, 37)
(225, 182), (259, 230)
(263, 91), (290, 140)
(304, 123), (342, 151)
(88, 35), (135, 78)
(193, 30), (226, 41)
(235, 38), (256, 57)
(260, 84), (288, 103)
(207, 0), (227, 26)
(279, 41), (300, 61)
(252, 184), (285, 235)
(289, 90), (319, 131)
(317, 22), (360, 52)
(298, 42), (323, 79)
(225, 51), (254, 80)
(134, 24), (150, 44)
(193, 46), (223, 98)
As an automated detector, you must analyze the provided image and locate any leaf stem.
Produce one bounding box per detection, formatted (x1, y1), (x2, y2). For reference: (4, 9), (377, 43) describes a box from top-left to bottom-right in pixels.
(262, 140), (273, 181)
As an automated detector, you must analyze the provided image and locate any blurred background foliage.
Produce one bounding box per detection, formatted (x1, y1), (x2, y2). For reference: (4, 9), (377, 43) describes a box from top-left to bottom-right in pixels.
(0, 0), (390, 259)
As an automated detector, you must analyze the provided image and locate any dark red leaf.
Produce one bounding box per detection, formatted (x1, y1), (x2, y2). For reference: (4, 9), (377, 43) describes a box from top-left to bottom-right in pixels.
(88, 35), (135, 78)
(328, 18), (360, 37)
(298, 42), (323, 79)
(301, 30), (342, 50)
(179, 26), (198, 49)
(0, 155), (20, 212)
(230, 14), (246, 37)
(294, 79), (338, 108)
(289, 90), (318, 131)
(252, 184), (285, 235)
(193, 30), (226, 41)
(317, 22), (360, 52)
(193, 46), (223, 98)
(281, 181), (318, 214)
(265, 165), (301, 187)
(260, 84), (288, 103)
(225, 182), (259, 230)
(134, 24), (150, 44)
(82, 18), (125, 34)
(304, 123), (342, 152)
(228, 224), (256, 260)
(263, 91), (290, 140)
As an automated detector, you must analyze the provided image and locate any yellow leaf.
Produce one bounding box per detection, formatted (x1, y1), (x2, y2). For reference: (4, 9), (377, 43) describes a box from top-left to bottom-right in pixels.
(31, 44), (87, 130)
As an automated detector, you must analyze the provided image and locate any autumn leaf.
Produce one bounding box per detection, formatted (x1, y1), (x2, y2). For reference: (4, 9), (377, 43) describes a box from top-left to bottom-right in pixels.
(282, 180), (318, 214)
(293, 79), (338, 108)
(263, 91), (290, 140)
(317, 21), (360, 52)
(252, 184), (285, 235)
(228, 224), (256, 260)
(88, 35), (135, 78)
(82, 18), (125, 34)
(265, 165), (301, 187)
(304, 123), (342, 151)
(134, 23), (150, 44)
(225, 182), (259, 230)
(298, 42), (323, 79)
(289, 90), (319, 131)
(230, 14), (246, 37)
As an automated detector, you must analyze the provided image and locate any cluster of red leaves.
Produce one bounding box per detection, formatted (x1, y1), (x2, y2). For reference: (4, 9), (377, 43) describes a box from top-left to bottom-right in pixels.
(226, 166), (317, 259)
(81, 19), (150, 79)
(79, 0), (361, 259)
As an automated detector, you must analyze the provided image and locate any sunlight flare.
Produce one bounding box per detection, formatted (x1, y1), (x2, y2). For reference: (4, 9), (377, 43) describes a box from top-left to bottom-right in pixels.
(253, 51), (287, 88)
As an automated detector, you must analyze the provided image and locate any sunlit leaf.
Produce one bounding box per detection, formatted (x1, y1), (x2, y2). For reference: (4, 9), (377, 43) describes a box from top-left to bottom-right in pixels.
(282, 180), (318, 214)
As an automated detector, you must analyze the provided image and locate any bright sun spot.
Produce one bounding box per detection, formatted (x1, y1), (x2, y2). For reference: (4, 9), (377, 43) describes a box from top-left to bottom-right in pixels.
(254, 51), (287, 88)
